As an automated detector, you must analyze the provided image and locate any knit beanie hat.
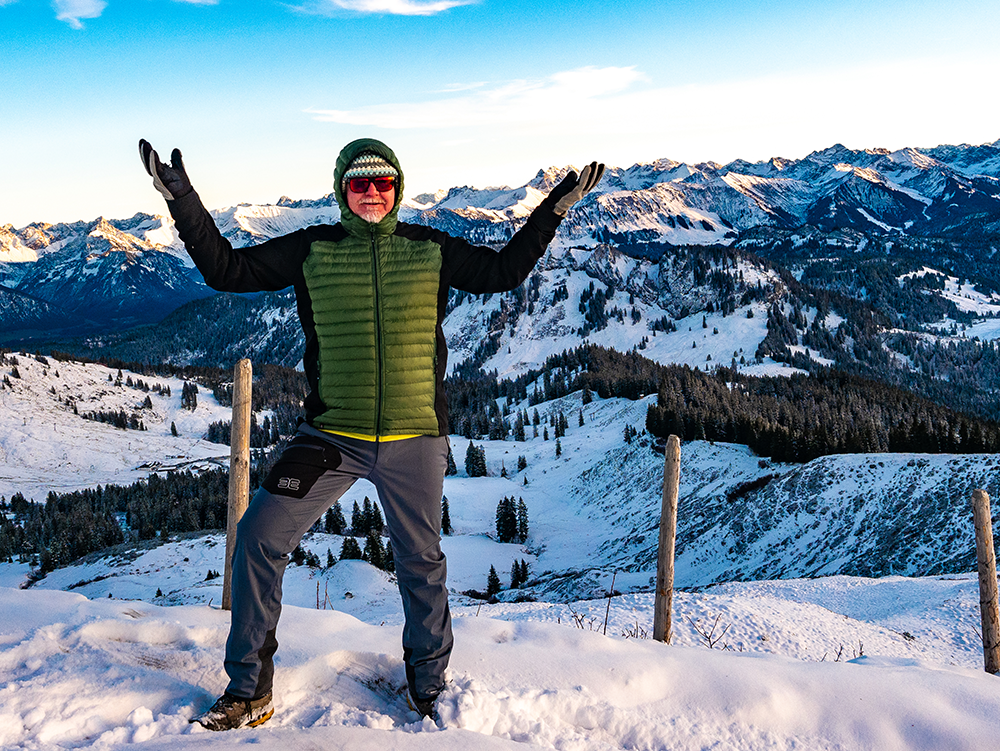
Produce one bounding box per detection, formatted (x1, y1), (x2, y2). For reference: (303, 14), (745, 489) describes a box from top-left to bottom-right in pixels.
(340, 151), (399, 193)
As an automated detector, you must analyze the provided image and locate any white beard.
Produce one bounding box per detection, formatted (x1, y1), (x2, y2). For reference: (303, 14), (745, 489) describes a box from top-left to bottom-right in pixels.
(357, 207), (385, 223)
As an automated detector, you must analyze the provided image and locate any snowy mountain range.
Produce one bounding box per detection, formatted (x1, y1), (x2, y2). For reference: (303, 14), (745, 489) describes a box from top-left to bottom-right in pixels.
(3, 138), (1000, 342)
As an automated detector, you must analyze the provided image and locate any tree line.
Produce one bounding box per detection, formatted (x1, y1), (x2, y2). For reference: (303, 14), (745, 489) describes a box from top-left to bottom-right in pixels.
(448, 344), (1000, 463)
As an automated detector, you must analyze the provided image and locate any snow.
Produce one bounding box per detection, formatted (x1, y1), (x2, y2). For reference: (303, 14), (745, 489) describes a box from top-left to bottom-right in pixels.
(940, 277), (1000, 316)
(787, 345), (836, 367)
(898, 268), (1000, 322)
(443, 260), (791, 383)
(965, 318), (1000, 342)
(0, 355), (233, 499)
(3, 356), (1000, 749)
(1, 569), (998, 749)
(855, 208), (898, 232)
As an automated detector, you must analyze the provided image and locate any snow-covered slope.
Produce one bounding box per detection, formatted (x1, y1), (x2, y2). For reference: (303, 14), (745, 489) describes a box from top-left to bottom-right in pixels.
(0, 354), (232, 498)
(2, 353), (992, 593)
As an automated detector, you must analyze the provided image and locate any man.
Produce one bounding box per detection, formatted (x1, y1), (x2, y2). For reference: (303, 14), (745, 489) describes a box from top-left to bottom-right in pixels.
(139, 137), (603, 730)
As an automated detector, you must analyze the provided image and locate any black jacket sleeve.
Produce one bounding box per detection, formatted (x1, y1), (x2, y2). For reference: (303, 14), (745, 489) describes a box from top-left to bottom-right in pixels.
(167, 190), (309, 293)
(440, 199), (563, 294)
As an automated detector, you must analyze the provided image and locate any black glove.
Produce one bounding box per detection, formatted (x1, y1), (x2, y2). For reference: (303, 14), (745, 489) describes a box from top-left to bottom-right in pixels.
(138, 139), (193, 201)
(547, 161), (605, 216)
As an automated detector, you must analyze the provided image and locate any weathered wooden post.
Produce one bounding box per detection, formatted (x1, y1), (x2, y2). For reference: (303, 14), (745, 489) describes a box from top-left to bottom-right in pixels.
(972, 488), (1000, 674)
(653, 435), (681, 643)
(222, 359), (252, 611)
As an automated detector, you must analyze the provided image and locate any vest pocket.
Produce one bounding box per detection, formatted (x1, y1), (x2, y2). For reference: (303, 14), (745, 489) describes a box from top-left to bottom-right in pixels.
(262, 438), (342, 498)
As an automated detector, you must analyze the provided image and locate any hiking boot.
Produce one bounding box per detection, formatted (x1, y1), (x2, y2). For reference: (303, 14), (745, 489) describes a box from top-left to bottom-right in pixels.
(191, 692), (274, 731)
(406, 691), (438, 720)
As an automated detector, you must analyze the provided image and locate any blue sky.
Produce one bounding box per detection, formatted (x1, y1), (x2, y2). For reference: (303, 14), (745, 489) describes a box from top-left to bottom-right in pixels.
(1, 0), (999, 227)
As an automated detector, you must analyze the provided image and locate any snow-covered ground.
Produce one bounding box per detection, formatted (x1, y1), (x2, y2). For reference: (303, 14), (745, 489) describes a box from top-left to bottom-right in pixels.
(0, 563), (997, 750)
(443, 261), (793, 382)
(0, 354), (233, 499)
(965, 318), (1000, 342)
(2, 354), (1000, 749)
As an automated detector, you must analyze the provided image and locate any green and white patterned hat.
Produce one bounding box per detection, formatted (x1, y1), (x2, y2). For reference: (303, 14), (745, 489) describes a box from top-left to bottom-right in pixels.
(340, 151), (399, 192)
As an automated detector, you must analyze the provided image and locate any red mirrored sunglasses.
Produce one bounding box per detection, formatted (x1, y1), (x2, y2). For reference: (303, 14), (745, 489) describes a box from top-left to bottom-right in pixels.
(348, 176), (396, 194)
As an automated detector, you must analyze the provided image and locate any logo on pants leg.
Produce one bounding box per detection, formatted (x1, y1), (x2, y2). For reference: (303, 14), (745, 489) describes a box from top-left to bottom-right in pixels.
(277, 477), (301, 491)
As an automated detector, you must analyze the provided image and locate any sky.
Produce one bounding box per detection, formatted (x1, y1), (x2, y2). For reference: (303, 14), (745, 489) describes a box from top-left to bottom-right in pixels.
(1, 0), (999, 228)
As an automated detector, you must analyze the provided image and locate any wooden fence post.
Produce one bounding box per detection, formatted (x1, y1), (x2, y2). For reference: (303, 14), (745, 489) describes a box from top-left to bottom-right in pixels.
(653, 435), (681, 643)
(972, 488), (1000, 674)
(222, 359), (252, 611)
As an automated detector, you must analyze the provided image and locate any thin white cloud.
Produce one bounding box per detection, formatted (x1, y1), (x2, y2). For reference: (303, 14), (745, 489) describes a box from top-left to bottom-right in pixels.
(50, 0), (215, 29)
(0, 1), (20, 7)
(305, 58), (1000, 171)
(53, 0), (106, 28)
(308, 66), (645, 129)
(298, 0), (475, 16)
(434, 81), (487, 93)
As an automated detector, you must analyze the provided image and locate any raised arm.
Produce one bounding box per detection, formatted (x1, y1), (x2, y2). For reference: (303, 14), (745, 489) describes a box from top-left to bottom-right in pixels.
(444, 162), (604, 294)
(138, 139), (306, 293)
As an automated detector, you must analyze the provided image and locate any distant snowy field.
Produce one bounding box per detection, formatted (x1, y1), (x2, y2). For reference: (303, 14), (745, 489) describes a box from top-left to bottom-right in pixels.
(0, 354), (232, 499)
(2, 355), (999, 749)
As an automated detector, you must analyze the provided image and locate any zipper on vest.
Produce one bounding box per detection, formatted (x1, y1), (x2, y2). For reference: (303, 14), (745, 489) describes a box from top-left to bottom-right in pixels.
(370, 225), (384, 436)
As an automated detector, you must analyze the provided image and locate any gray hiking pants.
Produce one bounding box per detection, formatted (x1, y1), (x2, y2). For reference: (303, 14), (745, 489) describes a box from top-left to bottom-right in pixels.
(224, 423), (453, 703)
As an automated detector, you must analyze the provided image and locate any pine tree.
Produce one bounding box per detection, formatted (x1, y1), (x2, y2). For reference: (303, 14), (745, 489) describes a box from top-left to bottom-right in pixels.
(445, 445), (457, 476)
(516, 498), (529, 543)
(516, 455), (527, 472)
(513, 411), (526, 442)
(510, 558), (529, 588)
(486, 565), (502, 598)
(181, 381), (198, 411)
(326, 549), (336, 568)
(325, 501), (346, 535)
(441, 496), (452, 535)
(495, 496), (518, 543)
(351, 501), (363, 535)
(340, 536), (363, 560)
(465, 441), (487, 477)
(555, 438), (562, 457)
(361, 496), (374, 536)
(384, 540), (394, 572)
(363, 529), (385, 569)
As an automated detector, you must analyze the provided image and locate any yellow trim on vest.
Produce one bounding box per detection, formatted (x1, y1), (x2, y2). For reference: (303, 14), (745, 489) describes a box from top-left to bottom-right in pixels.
(320, 429), (421, 443)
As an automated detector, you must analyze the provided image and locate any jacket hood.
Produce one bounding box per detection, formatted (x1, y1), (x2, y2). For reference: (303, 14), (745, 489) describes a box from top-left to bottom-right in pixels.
(334, 138), (404, 236)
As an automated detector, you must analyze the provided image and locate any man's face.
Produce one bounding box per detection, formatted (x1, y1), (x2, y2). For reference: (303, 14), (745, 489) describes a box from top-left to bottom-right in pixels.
(346, 178), (396, 223)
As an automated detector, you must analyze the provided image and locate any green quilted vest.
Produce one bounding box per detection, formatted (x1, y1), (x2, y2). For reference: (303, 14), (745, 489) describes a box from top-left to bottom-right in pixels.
(303, 139), (442, 437)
